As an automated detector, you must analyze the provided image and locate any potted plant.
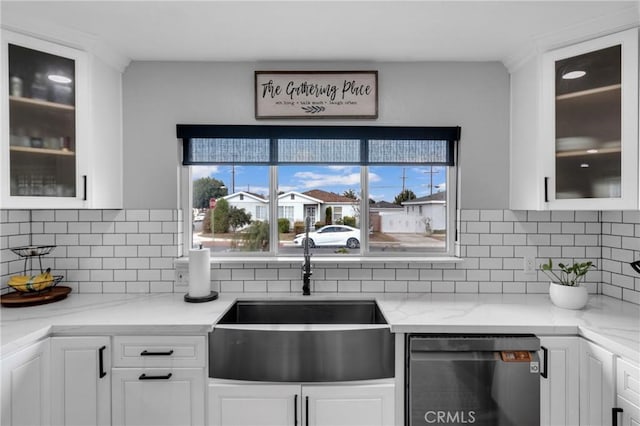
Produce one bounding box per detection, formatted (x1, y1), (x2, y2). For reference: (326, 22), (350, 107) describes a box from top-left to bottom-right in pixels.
(540, 259), (594, 309)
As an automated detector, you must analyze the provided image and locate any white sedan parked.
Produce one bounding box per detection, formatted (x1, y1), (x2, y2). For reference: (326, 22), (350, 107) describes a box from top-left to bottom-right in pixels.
(293, 225), (360, 249)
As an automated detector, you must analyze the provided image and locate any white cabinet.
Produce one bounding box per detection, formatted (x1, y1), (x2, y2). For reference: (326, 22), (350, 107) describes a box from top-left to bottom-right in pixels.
(1, 28), (122, 209)
(112, 368), (205, 426)
(539, 336), (580, 426)
(208, 381), (395, 426)
(208, 383), (299, 426)
(510, 27), (639, 210)
(305, 384), (395, 426)
(615, 358), (640, 426)
(111, 336), (206, 426)
(50, 336), (111, 426)
(0, 339), (51, 426)
(579, 339), (616, 426)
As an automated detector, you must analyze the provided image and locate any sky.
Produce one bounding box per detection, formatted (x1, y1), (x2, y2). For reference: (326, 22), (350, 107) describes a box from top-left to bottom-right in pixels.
(192, 165), (446, 202)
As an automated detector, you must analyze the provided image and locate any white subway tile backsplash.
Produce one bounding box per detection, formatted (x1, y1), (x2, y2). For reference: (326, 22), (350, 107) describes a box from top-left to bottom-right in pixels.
(116, 222), (138, 233)
(91, 270), (114, 281)
(80, 258), (102, 269)
(80, 234), (103, 245)
(384, 280), (407, 292)
(490, 222), (514, 234)
(551, 211), (575, 222)
(602, 211), (623, 223)
(612, 223), (634, 236)
(362, 280), (385, 292)
(480, 210), (503, 222)
(467, 222), (490, 233)
(480, 234), (503, 246)
(396, 269), (419, 281)
(432, 281), (455, 292)
(338, 280), (361, 292)
(127, 257), (149, 270)
(92, 222), (115, 233)
(479, 281), (502, 293)
(79, 210), (102, 221)
(456, 281), (479, 293)
(31, 210), (54, 221)
(1, 208), (636, 304)
(126, 210), (150, 221)
(126, 281), (150, 293)
(102, 210), (126, 222)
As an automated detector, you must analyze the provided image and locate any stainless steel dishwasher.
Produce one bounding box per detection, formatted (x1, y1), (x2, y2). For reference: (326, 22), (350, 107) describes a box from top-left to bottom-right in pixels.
(407, 334), (540, 426)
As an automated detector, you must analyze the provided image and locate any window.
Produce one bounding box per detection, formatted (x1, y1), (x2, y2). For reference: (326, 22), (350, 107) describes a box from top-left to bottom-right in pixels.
(181, 125), (460, 257)
(333, 207), (343, 223)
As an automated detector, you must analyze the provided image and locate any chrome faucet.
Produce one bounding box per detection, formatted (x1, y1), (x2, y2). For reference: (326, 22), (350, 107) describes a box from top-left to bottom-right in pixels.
(302, 216), (312, 295)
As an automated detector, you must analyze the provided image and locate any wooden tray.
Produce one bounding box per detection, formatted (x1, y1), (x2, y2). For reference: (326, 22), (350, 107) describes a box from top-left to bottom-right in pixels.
(1, 286), (71, 307)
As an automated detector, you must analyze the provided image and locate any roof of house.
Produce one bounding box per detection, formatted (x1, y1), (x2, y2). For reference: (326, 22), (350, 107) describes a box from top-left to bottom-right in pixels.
(370, 201), (402, 209)
(223, 191), (268, 203)
(402, 191), (446, 204)
(303, 189), (355, 203)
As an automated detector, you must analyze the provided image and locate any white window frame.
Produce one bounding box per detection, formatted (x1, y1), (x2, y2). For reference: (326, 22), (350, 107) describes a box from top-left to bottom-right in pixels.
(183, 163), (459, 259)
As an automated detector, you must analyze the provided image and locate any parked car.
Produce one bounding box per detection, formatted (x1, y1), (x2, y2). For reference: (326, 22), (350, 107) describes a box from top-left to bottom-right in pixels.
(193, 213), (205, 222)
(293, 225), (360, 249)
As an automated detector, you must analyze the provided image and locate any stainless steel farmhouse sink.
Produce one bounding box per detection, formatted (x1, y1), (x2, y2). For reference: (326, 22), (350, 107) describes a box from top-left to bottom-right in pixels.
(209, 300), (395, 382)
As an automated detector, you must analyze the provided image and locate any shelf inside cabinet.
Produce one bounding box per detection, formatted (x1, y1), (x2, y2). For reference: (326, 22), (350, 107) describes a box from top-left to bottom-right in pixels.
(556, 146), (621, 158)
(556, 84), (621, 101)
(9, 95), (75, 111)
(10, 146), (75, 157)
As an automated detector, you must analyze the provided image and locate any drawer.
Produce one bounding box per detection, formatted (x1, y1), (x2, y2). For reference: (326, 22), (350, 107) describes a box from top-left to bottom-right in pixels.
(617, 357), (640, 407)
(112, 336), (206, 368)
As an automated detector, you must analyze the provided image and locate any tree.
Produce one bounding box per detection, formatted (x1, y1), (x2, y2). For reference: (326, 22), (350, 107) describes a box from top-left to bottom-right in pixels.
(343, 189), (358, 199)
(393, 189), (416, 205)
(192, 177), (227, 209)
(228, 207), (252, 231)
(212, 198), (230, 233)
(325, 206), (333, 225)
(239, 221), (269, 251)
(343, 189), (361, 225)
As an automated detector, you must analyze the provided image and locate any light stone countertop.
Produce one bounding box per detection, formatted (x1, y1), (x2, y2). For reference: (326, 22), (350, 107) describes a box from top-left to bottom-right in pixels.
(1, 292), (639, 362)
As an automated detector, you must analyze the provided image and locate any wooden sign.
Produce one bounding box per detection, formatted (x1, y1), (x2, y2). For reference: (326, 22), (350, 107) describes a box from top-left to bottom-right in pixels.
(255, 71), (378, 119)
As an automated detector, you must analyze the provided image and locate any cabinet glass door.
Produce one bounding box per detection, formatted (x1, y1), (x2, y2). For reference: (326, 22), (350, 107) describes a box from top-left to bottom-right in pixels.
(8, 43), (76, 198)
(554, 44), (621, 200)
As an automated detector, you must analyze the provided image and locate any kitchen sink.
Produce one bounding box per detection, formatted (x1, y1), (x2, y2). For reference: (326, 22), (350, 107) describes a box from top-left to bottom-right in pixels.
(209, 299), (394, 382)
(217, 299), (388, 324)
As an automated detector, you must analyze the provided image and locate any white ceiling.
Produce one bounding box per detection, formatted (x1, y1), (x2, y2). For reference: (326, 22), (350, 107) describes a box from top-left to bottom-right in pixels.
(2, 1), (639, 68)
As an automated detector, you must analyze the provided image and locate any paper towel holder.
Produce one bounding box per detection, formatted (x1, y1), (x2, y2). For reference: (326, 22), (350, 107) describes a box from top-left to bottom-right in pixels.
(184, 291), (218, 303)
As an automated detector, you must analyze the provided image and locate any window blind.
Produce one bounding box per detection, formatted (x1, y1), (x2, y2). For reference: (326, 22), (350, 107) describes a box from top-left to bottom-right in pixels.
(178, 125), (460, 166)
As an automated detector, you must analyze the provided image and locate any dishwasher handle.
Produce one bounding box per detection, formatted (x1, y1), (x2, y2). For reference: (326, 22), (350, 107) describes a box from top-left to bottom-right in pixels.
(540, 346), (548, 379)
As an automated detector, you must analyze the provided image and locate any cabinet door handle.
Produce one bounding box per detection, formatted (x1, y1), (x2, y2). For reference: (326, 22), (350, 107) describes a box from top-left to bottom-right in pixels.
(305, 396), (309, 426)
(612, 407), (623, 426)
(82, 175), (87, 201)
(540, 346), (548, 379)
(294, 394), (298, 426)
(138, 373), (172, 380)
(140, 349), (174, 356)
(98, 345), (107, 378)
(544, 177), (549, 203)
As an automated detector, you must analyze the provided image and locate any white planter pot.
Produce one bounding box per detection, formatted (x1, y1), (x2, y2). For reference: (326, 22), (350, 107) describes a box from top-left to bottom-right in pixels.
(549, 282), (589, 310)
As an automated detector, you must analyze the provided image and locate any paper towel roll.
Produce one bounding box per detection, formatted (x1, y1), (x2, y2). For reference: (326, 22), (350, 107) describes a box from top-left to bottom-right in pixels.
(188, 248), (211, 298)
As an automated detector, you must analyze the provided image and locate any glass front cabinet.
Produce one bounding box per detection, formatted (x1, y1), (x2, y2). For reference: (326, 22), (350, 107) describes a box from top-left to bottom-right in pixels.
(1, 30), (89, 208)
(541, 28), (639, 210)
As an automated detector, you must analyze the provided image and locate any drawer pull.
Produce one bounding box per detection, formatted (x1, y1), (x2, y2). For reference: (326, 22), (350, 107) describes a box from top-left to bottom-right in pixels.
(139, 373), (172, 380)
(612, 407), (623, 426)
(140, 349), (174, 356)
(98, 345), (107, 378)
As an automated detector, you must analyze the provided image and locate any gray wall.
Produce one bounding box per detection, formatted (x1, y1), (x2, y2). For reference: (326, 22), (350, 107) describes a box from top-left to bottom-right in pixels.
(122, 61), (510, 209)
